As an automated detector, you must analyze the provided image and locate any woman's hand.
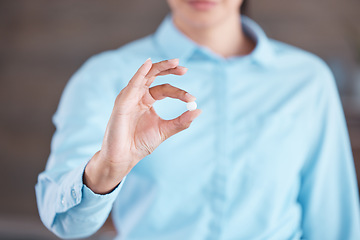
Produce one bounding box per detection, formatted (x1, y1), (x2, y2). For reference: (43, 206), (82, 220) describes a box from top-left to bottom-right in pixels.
(84, 59), (202, 194)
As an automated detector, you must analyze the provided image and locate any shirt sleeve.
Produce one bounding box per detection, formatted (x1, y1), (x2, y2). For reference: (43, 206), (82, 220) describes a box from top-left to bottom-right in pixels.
(298, 62), (360, 239)
(35, 52), (126, 239)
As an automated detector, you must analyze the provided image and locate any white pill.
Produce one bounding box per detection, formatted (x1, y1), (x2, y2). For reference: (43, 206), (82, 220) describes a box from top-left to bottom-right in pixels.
(186, 101), (197, 111)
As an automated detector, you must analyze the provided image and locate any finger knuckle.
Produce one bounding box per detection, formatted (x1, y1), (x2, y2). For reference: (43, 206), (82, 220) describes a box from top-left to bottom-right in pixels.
(115, 94), (123, 104)
(175, 119), (190, 130)
(162, 83), (171, 89)
(183, 122), (191, 129)
(179, 89), (186, 95)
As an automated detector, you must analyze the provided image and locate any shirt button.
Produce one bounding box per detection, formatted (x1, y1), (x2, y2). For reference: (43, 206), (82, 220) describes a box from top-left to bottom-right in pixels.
(71, 189), (77, 199)
(61, 196), (65, 205)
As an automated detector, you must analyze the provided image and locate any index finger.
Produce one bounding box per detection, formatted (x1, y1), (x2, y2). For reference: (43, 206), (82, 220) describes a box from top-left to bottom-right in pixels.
(145, 59), (181, 86)
(127, 58), (153, 87)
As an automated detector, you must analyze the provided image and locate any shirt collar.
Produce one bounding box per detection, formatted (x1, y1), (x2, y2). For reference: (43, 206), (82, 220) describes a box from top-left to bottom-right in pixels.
(241, 15), (275, 66)
(153, 14), (274, 66)
(153, 15), (197, 62)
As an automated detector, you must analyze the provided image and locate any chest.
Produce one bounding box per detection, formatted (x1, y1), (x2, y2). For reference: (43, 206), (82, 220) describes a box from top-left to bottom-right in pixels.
(132, 61), (314, 190)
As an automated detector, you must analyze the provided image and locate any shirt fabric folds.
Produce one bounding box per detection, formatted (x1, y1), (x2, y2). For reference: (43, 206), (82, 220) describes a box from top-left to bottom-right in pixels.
(36, 15), (360, 239)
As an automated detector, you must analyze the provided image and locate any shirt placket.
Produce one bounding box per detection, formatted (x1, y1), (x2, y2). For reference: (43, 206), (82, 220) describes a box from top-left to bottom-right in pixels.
(207, 60), (230, 240)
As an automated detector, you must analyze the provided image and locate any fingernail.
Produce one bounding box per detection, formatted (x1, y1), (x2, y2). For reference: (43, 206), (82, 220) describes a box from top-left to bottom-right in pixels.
(185, 92), (196, 101)
(195, 109), (202, 116)
(190, 109), (202, 121)
(178, 66), (188, 70)
(146, 58), (152, 63)
(171, 58), (179, 64)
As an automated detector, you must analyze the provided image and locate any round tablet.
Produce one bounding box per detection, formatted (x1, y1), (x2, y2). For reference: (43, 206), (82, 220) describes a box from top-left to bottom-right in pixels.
(186, 101), (197, 111)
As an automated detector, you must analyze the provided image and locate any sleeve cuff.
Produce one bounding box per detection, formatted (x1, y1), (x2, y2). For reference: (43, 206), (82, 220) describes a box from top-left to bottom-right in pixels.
(81, 176), (126, 209)
(56, 160), (126, 213)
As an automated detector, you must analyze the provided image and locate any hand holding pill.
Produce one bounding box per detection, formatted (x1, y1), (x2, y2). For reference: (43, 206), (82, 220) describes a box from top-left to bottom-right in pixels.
(84, 58), (201, 194)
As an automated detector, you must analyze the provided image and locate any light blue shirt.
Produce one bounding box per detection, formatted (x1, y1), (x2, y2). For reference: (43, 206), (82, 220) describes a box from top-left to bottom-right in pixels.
(36, 15), (360, 239)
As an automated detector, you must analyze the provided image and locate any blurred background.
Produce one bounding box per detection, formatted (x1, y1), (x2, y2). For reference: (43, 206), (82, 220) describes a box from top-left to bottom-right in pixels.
(0, 0), (359, 239)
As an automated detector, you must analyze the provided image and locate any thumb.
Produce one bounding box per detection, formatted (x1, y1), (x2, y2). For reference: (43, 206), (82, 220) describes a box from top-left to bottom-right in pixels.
(160, 109), (202, 140)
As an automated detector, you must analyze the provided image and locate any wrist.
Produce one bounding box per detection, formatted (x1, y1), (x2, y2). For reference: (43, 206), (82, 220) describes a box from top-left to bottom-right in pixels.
(84, 151), (126, 194)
